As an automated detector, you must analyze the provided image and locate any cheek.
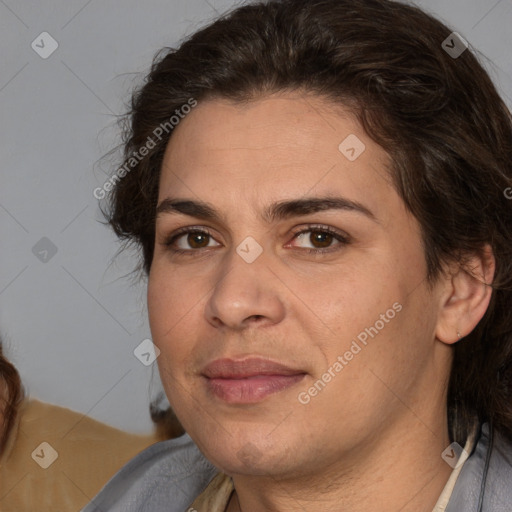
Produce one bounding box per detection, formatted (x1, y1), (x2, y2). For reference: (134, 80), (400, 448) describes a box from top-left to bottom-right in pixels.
(303, 262), (422, 383)
(147, 277), (168, 340)
(147, 279), (189, 405)
(147, 269), (202, 376)
(293, 262), (397, 344)
(147, 268), (190, 340)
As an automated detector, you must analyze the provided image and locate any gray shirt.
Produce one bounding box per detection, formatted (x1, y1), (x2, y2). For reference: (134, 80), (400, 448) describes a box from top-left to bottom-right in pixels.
(82, 422), (512, 512)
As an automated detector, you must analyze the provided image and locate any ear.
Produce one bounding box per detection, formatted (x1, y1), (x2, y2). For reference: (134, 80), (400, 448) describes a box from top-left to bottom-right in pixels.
(435, 244), (495, 344)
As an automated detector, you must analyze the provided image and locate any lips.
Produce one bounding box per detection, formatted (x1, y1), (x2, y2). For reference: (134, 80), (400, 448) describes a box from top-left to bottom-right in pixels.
(201, 357), (306, 403)
(202, 357), (304, 379)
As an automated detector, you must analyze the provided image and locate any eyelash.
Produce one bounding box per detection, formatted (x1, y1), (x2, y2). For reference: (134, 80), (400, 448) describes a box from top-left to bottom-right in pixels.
(162, 225), (350, 256)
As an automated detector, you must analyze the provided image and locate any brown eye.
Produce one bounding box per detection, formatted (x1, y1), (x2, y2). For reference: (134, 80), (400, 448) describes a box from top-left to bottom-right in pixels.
(187, 232), (210, 249)
(164, 228), (220, 254)
(290, 225), (350, 253)
(309, 231), (334, 248)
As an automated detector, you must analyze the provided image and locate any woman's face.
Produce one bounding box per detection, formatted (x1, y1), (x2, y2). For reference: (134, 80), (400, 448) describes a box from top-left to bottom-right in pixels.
(148, 92), (451, 477)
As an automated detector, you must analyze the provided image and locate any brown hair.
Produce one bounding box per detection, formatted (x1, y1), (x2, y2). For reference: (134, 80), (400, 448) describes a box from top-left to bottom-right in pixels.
(149, 392), (185, 440)
(0, 341), (24, 456)
(105, 0), (512, 446)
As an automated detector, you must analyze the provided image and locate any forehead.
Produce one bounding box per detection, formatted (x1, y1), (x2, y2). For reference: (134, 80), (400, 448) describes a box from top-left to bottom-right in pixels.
(163, 92), (369, 164)
(158, 92), (398, 222)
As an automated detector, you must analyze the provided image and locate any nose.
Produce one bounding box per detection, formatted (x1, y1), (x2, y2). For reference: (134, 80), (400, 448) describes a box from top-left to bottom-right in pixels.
(204, 247), (286, 331)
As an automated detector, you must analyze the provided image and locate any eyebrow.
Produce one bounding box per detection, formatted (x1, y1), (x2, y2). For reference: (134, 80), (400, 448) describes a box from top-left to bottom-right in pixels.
(156, 196), (377, 224)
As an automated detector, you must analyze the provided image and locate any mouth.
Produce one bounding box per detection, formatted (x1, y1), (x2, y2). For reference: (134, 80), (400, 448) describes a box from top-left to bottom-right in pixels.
(201, 357), (307, 404)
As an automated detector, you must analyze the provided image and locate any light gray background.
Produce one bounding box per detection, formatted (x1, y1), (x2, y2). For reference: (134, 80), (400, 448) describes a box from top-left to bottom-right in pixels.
(1, 0), (511, 434)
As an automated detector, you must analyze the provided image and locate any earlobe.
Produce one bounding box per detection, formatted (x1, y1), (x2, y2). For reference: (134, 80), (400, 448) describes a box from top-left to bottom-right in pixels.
(435, 245), (495, 345)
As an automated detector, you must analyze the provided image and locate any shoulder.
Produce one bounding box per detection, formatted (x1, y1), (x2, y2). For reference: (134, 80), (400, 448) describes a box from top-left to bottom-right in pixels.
(21, 398), (157, 443)
(481, 424), (512, 511)
(0, 398), (160, 510)
(81, 432), (219, 512)
(447, 422), (512, 512)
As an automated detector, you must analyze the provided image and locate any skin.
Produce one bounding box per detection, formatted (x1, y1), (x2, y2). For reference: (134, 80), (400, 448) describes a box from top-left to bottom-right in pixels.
(147, 91), (494, 512)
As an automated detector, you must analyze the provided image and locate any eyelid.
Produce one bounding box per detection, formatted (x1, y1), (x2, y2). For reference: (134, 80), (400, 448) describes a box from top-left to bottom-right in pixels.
(289, 224), (350, 241)
(286, 224), (350, 252)
(163, 226), (219, 248)
(161, 223), (350, 255)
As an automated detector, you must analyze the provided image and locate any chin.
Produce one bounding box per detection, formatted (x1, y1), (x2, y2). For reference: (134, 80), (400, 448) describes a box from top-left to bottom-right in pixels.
(211, 432), (300, 475)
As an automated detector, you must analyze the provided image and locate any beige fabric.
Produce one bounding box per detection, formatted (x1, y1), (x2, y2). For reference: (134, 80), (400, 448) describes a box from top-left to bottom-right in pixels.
(0, 398), (160, 512)
(186, 471), (234, 511)
(187, 430), (479, 512)
(432, 429), (478, 512)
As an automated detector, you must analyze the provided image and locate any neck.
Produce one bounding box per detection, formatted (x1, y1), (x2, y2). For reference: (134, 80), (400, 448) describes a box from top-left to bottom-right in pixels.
(226, 413), (453, 512)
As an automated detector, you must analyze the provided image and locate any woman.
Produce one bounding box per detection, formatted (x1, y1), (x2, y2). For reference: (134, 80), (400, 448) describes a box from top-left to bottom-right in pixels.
(84, 0), (512, 510)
